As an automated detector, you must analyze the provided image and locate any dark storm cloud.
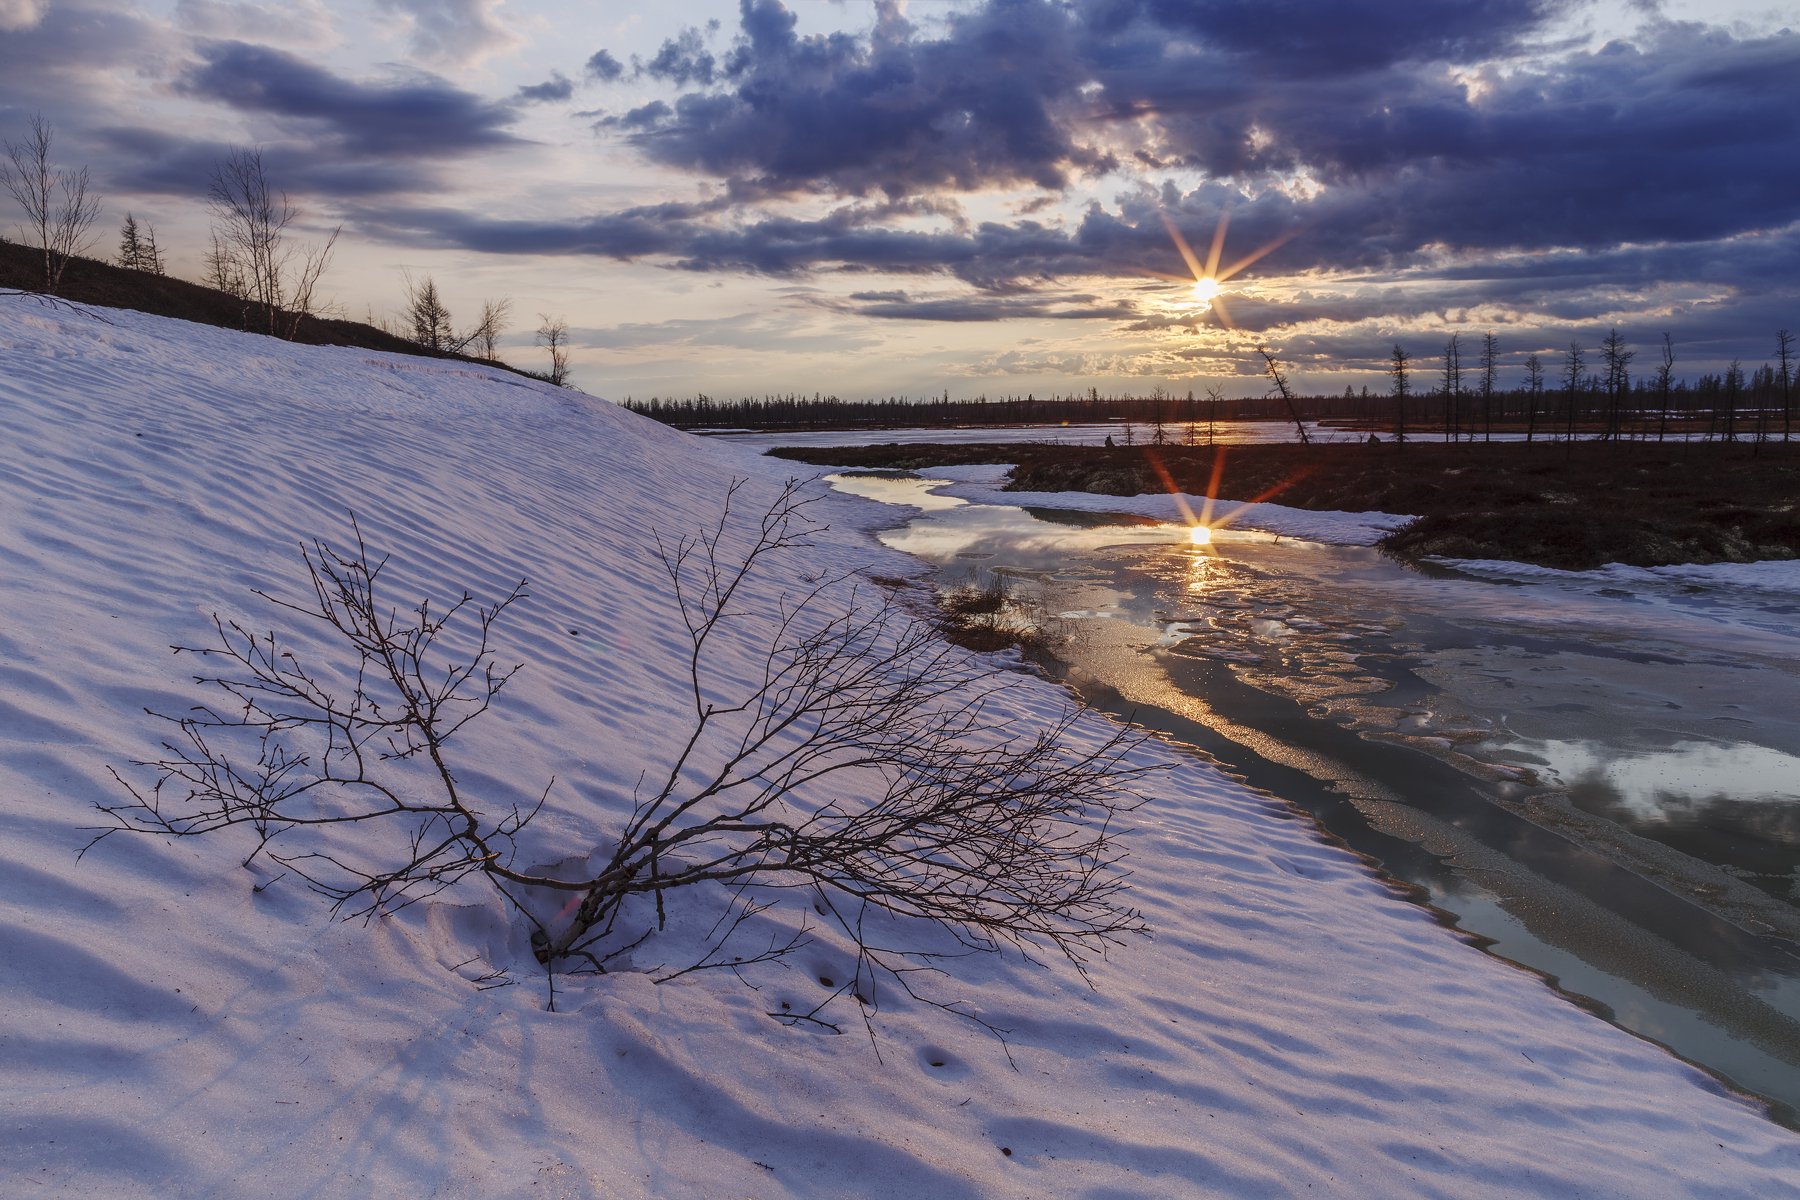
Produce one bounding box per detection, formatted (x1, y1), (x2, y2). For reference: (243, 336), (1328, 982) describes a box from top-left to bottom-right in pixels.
(584, 2), (1797, 291)
(827, 290), (1136, 322)
(94, 126), (437, 200)
(610, 0), (1113, 196)
(1078, 0), (1556, 74)
(178, 40), (523, 158)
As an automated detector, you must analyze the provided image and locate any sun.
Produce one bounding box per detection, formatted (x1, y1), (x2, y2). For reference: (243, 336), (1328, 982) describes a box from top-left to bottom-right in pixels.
(1156, 209), (1301, 328)
(1188, 525), (1213, 546)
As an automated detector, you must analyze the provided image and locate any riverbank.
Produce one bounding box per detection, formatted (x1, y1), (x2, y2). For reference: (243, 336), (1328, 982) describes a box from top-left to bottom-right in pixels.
(771, 440), (1800, 570)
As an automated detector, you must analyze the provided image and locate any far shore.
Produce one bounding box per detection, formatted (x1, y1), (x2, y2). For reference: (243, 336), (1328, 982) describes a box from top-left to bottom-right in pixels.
(768, 438), (1800, 571)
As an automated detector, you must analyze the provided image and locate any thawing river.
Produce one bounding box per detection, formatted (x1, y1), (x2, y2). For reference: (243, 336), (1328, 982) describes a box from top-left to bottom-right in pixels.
(826, 470), (1800, 1127)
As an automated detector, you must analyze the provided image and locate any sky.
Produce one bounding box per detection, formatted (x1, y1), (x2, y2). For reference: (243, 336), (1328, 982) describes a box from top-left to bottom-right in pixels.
(2, 0), (1797, 401)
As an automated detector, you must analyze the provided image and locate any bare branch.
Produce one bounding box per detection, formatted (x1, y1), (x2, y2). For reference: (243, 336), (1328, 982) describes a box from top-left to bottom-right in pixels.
(100, 485), (1156, 1045)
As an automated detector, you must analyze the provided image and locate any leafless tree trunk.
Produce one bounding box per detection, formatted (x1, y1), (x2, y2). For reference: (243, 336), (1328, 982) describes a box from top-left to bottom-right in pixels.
(208, 148), (335, 339)
(2, 113), (102, 294)
(1655, 334), (1676, 444)
(1390, 343), (1410, 444)
(468, 297), (512, 361)
(1256, 345), (1309, 443)
(1600, 329), (1633, 441)
(1479, 332), (1498, 442)
(536, 314), (570, 385)
(1562, 342), (1585, 446)
(1440, 333), (1462, 443)
(1524, 353), (1544, 443)
(1776, 329), (1793, 445)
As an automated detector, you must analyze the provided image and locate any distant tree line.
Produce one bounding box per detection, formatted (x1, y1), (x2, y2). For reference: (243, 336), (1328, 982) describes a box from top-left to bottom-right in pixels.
(630, 328), (1795, 449)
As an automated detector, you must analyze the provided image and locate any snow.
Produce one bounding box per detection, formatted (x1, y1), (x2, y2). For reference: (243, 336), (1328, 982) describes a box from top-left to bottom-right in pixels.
(908, 463), (1413, 545)
(2, 297), (1795, 1198)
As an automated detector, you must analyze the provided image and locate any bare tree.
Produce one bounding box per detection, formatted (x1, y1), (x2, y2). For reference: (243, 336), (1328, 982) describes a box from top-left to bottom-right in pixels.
(1561, 341), (1585, 444)
(1523, 353), (1544, 443)
(536, 314), (570, 386)
(204, 232), (248, 300)
(208, 148), (338, 339)
(1, 113), (103, 294)
(1654, 334), (1676, 444)
(1599, 329), (1634, 441)
(1722, 360), (1743, 442)
(1440, 333), (1462, 442)
(1204, 383), (1225, 445)
(1390, 343), (1411, 444)
(1256, 345), (1310, 443)
(1478, 331), (1499, 442)
(468, 297), (512, 361)
(1776, 329), (1793, 445)
(94, 485), (1153, 1033)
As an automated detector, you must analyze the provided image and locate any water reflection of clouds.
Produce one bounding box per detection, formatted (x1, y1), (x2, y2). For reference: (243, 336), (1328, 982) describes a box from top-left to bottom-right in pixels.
(1515, 737), (1800, 823)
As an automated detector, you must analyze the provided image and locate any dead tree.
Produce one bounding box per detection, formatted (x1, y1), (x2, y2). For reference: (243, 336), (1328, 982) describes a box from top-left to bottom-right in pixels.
(1599, 329), (1633, 441)
(1390, 344), (1411, 444)
(1440, 333), (1462, 443)
(1523, 353), (1544, 443)
(1478, 332), (1498, 442)
(1776, 330), (1793, 445)
(1561, 341), (1585, 445)
(1655, 334), (1676, 444)
(1, 113), (102, 294)
(1257, 345), (1310, 444)
(95, 484), (1154, 1033)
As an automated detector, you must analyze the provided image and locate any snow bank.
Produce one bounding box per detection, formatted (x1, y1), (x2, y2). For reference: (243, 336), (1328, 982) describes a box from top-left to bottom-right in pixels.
(2, 297), (1794, 1198)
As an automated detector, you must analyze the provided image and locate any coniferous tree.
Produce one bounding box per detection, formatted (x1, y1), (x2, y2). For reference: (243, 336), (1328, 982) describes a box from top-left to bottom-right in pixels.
(1390, 344), (1411, 444)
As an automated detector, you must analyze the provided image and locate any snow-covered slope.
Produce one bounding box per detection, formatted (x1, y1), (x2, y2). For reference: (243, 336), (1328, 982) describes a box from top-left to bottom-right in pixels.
(2, 297), (1795, 1198)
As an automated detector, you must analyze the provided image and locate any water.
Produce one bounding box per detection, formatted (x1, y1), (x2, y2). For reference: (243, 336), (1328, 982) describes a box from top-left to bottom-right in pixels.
(828, 469), (1800, 1126)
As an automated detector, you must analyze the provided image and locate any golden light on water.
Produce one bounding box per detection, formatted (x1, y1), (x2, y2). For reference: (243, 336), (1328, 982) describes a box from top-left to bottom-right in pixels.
(1189, 525), (1213, 546)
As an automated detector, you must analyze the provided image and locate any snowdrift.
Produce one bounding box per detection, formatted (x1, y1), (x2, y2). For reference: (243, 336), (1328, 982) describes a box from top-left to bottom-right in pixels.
(2, 296), (1794, 1198)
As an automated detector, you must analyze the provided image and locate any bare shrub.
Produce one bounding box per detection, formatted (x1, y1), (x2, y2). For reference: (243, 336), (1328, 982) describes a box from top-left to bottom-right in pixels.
(95, 483), (1153, 1034)
(936, 573), (1057, 655)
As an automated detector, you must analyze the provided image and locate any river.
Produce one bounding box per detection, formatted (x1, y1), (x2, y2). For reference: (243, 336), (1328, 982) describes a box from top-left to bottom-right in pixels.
(825, 469), (1800, 1127)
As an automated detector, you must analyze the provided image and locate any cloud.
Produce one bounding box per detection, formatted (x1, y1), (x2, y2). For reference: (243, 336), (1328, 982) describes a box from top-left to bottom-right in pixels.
(1078, 0), (1556, 75)
(515, 72), (573, 105)
(372, 0), (523, 68)
(828, 290), (1138, 322)
(0, 1), (176, 124)
(0, 0), (46, 33)
(585, 49), (625, 82)
(173, 0), (338, 50)
(606, 0), (1112, 196)
(94, 125), (436, 200)
(642, 25), (719, 87)
(178, 41), (524, 159)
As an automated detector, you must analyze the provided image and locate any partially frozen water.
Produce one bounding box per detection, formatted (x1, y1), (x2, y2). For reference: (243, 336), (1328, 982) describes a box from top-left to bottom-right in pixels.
(829, 470), (1800, 1124)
